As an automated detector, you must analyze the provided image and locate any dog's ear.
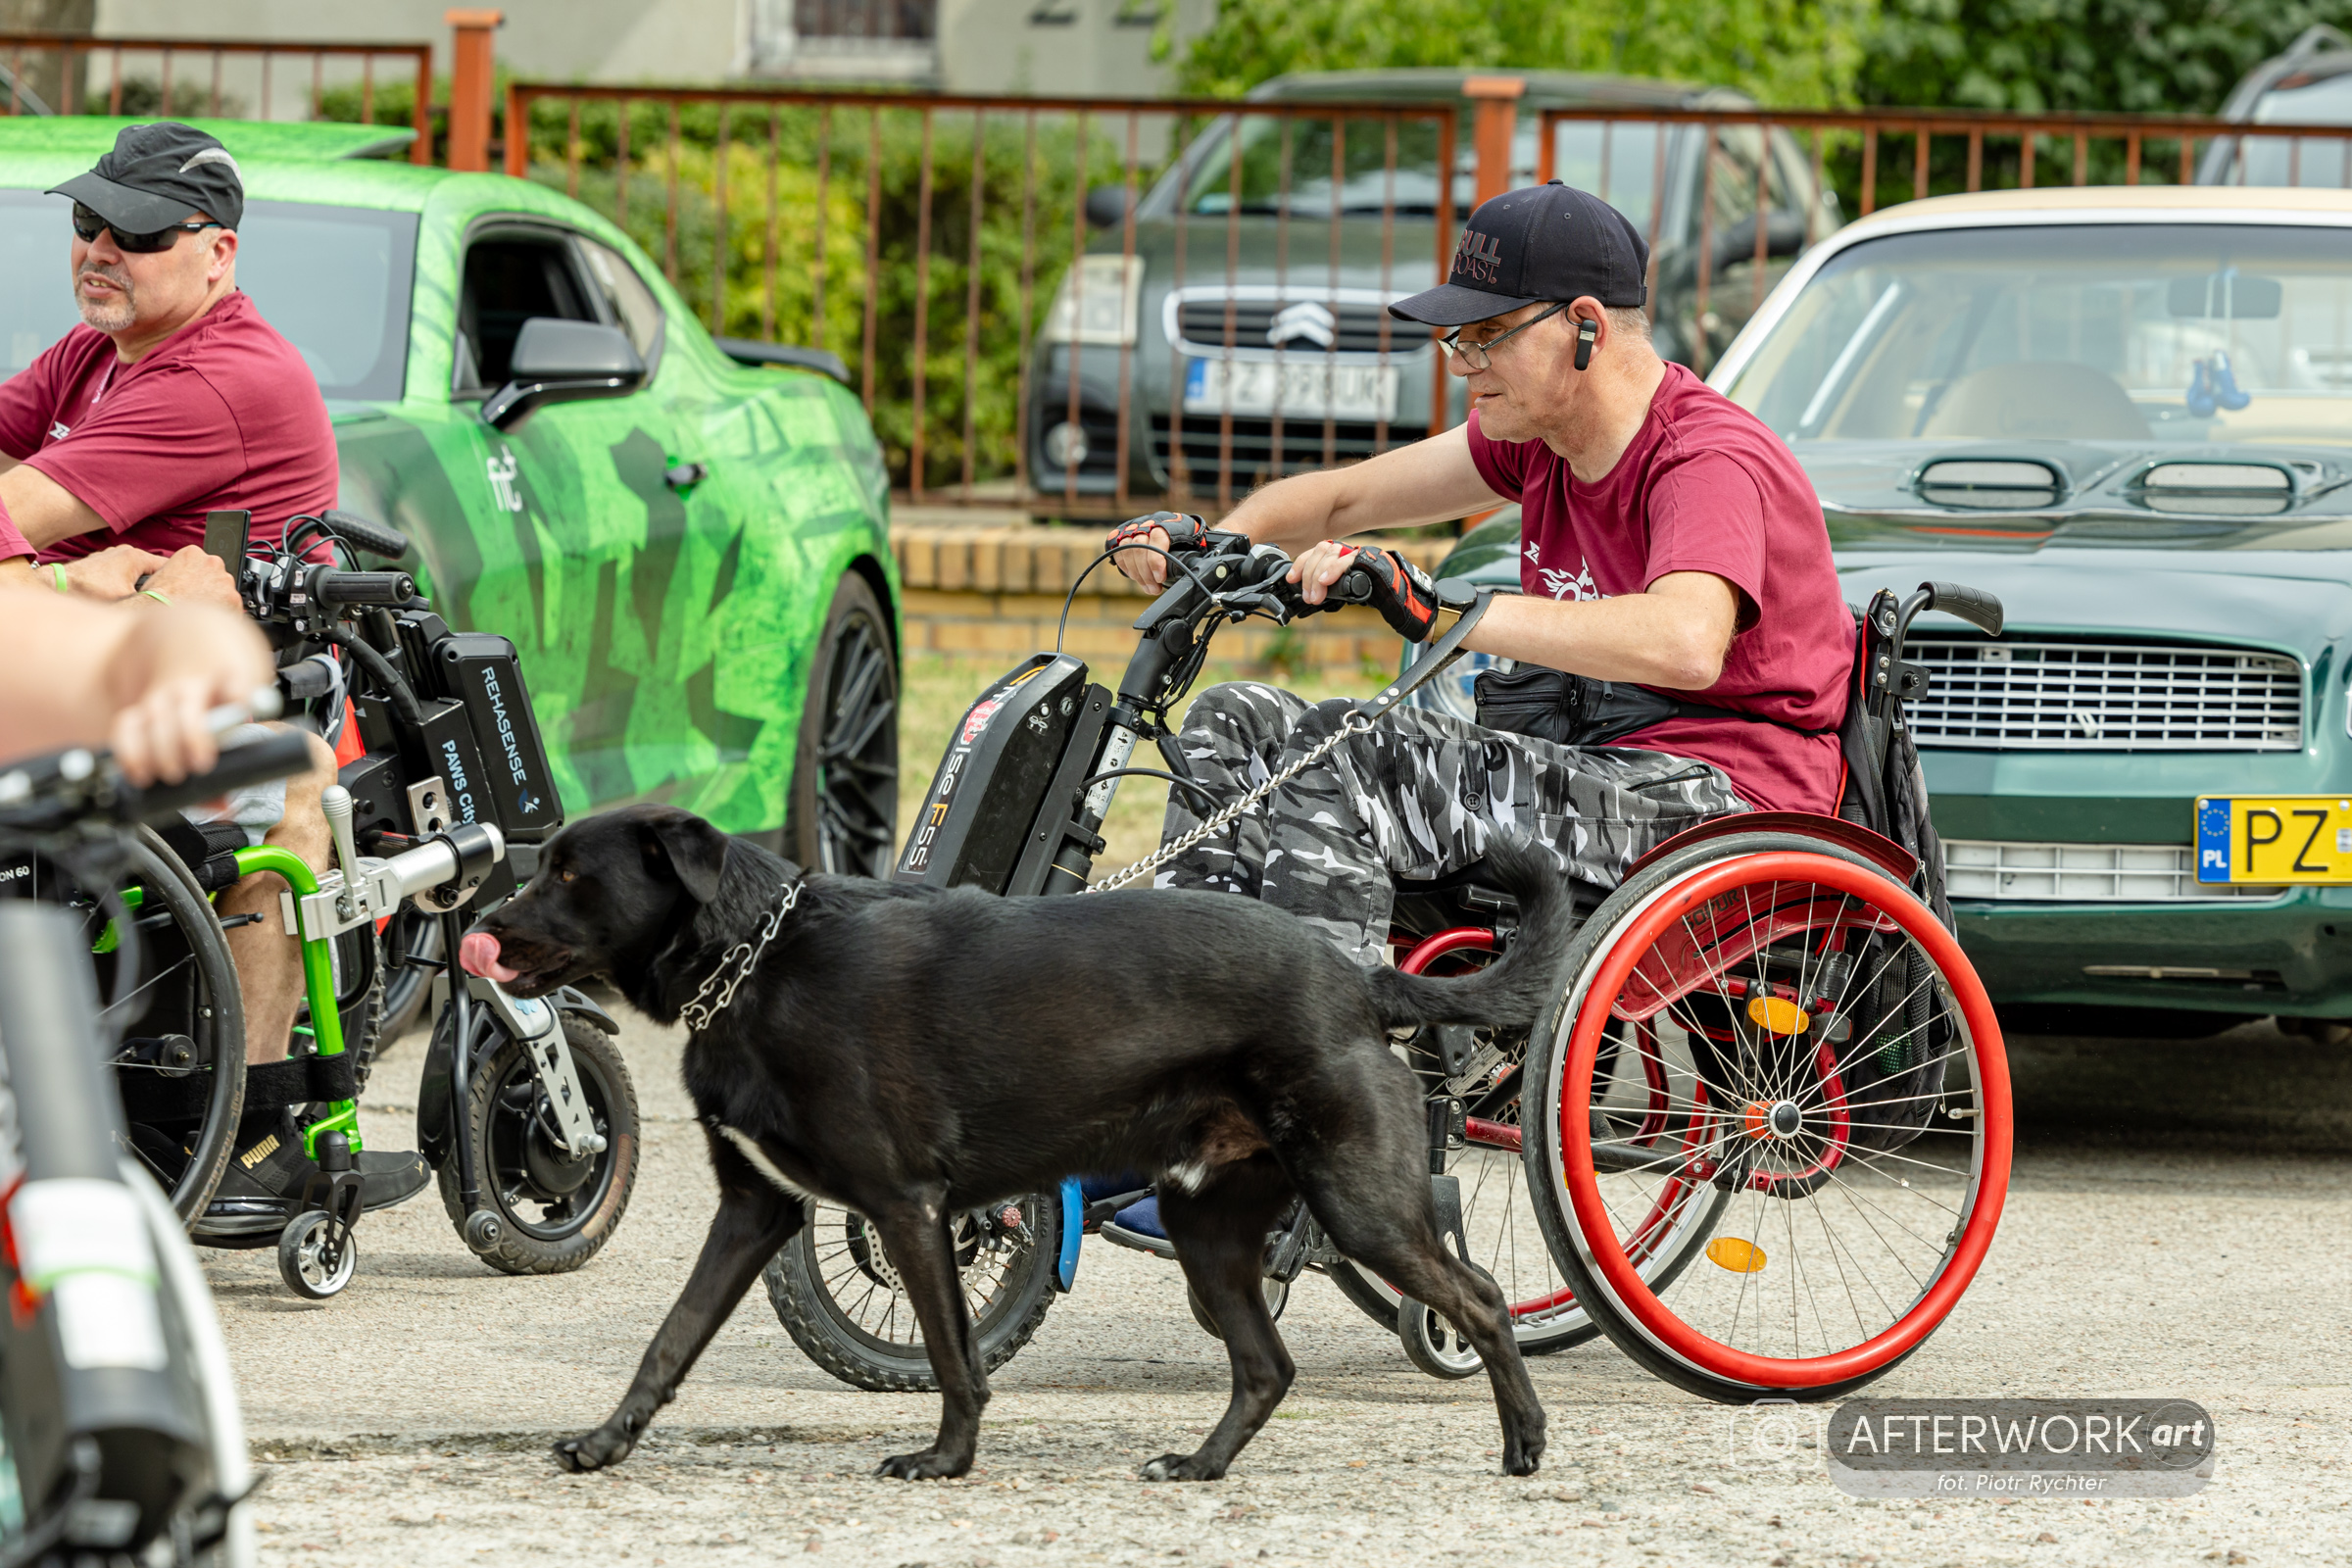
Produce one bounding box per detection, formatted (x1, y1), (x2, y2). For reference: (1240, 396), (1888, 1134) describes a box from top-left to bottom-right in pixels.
(639, 808), (730, 905)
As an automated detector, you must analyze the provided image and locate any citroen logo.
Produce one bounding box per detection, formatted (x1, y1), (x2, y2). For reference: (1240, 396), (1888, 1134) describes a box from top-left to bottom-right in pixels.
(1266, 300), (1338, 350)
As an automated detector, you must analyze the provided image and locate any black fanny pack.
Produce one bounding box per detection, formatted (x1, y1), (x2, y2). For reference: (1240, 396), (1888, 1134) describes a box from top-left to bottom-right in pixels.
(1473, 663), (1833, 749)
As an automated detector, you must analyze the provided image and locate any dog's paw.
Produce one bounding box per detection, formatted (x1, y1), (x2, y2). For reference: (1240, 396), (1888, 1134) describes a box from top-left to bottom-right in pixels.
(552, 1427), (633, 1474)
(1138, 1451), (1225, 1483)
(875, 1447), (970, 1481)
(1500, 1434), (1544, 1478)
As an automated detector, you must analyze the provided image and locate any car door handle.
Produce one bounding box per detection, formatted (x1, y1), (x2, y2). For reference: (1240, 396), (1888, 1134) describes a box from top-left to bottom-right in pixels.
(663, 461), (707, 491)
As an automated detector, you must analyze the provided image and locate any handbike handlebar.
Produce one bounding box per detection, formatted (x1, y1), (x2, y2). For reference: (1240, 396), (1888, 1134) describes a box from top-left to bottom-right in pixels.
(1915, 580), (2003, 638)
(0, 710), (314, 832)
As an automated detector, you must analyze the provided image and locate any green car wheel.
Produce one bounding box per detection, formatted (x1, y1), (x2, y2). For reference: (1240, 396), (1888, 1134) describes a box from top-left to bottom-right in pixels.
(785, 572), (900, 878)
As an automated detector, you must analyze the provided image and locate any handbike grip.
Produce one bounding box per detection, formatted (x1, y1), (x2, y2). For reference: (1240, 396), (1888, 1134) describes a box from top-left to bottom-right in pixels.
(135, 729), (319, 817)
(312, 568), (417, 608)
(1919, 580), (2003, 637)
(322, 509), (412, 560)
(1330, 566), (1377, 606)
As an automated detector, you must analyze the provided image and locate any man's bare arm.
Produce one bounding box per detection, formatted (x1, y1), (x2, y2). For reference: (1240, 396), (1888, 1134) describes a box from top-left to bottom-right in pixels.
(1465, 571), (1741, 691)
(0, 462), (109, 549)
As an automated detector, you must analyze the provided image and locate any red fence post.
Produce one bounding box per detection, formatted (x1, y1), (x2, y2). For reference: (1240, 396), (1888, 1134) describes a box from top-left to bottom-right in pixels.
(444, 8), (501, 173)
(1463, 75), (1523, 209)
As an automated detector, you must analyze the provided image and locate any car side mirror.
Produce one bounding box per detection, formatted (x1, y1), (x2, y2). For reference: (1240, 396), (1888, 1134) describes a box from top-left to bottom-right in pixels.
(482, 318), (646, 429)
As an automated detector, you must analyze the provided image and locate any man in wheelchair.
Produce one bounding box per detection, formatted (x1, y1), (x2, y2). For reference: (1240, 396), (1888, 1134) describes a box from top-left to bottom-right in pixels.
(0, 122), (429, 1231)
(1102, 182), (1853, 1249)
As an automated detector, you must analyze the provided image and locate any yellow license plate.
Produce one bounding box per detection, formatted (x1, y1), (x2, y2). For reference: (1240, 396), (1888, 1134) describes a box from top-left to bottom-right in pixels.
(2195, 795), (2352, 884)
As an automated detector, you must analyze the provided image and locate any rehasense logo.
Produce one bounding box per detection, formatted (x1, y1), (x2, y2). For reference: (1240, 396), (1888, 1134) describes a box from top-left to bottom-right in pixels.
(1819, 1398), (2217, 1498)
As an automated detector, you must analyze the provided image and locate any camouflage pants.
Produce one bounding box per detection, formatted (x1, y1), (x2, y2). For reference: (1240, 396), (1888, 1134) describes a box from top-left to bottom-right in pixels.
(1154, 683), (1748, 966)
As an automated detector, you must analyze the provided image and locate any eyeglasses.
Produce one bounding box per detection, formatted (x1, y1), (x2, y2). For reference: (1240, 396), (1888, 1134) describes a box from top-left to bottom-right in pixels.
(72, 202), (221, 254)
(1440, 300), (1570, 371)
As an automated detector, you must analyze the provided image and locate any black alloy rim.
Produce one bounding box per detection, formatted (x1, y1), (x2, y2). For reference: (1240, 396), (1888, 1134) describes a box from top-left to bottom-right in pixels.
(813, 609), (898, 878)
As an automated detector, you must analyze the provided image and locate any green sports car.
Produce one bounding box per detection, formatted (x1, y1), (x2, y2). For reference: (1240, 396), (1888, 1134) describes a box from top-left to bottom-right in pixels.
(1425, 185), (2352, 1036)
(0, 117), (899, 873)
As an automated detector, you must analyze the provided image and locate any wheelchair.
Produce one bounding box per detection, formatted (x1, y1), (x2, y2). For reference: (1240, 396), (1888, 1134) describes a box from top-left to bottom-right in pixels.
(765, 519), (2009, 1406)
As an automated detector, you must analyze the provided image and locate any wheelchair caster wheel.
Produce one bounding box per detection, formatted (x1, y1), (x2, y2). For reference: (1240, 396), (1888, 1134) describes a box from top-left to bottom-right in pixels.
(1397, 1297), (1483, 1380)
(462, 1208), (505, 1253)
(1185, 1276), (1289, 1341)
(277, 1209), (357, 1299)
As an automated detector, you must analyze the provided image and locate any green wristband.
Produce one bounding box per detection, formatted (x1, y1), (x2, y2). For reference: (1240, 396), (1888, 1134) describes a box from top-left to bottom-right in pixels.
(50, 563), (68, 594)
(139, 588), (172, 607)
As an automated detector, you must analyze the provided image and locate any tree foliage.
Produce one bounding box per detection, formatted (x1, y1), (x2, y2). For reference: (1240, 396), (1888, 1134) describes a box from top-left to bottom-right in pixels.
(1169, 0), (2352, 116)
(1857, 2), (2352, 116)
(1167, 0), (1880, 108)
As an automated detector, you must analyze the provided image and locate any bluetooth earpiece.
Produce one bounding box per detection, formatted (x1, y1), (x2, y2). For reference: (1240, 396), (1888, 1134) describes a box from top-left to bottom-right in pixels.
(1573, 316), (1599, 371)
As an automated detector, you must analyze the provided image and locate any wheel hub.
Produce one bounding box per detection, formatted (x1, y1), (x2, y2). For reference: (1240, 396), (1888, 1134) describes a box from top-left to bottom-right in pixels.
(1741, 1099), (1805, 1141)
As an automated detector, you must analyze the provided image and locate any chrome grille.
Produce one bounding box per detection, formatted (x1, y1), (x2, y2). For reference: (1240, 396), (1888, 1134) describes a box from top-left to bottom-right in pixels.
(1943, 840), (2274, 902)
(1164, 289), (1429, 362)
(1907, 639), (2303, 751)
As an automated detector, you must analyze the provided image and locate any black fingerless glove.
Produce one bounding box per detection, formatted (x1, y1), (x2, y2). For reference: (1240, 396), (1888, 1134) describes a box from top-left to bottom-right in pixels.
(1108, 511), (1208, 552)
(1343, 544), (1442, 642)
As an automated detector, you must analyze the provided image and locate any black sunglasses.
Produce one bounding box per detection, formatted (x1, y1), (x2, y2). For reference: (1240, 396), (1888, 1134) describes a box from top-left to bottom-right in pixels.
(72, 202), (221, 254)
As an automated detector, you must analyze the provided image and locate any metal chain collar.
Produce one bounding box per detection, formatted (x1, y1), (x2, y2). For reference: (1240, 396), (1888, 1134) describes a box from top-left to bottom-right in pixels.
(1084, 710), (1375, 894)
(677, 879), (804, 1033)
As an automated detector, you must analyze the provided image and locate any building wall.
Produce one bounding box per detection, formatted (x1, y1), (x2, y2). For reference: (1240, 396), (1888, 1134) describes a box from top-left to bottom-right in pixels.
(86, 0), (1216, 96)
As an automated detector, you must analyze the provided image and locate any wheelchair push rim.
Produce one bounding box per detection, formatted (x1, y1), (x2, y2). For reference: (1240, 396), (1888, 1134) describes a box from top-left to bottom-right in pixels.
(1550, 848), (2011, 1395)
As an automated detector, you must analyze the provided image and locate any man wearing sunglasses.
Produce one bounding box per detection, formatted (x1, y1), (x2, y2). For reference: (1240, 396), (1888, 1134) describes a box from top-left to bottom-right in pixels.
(0, 122), (428, 1229)
(0, 121), (338, 590)
(1104, 179), (1851, 961)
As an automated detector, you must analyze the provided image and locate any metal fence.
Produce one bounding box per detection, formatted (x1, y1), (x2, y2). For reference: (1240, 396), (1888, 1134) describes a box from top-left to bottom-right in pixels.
(0, 31), (433, 165)
(505, 82), (1456, 517)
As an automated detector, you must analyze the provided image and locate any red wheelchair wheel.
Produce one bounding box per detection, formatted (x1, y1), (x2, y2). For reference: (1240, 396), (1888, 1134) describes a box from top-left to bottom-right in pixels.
(1523, 831), (2011, 1403)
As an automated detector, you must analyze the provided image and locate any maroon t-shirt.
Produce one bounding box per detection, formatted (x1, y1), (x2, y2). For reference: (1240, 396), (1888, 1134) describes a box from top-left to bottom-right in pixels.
(0, 290), (337, 563)
(1465, 363), (1850, 813)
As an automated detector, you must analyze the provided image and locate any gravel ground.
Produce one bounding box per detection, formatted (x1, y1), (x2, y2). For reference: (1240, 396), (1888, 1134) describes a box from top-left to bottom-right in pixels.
(211, 1013), (2352, 1568)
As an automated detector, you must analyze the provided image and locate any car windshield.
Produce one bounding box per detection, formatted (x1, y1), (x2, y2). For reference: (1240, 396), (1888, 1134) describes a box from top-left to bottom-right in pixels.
(1171, 114), (1662, 227)
(0, 191), (416, 403)
(1724, 223), (2352, 450)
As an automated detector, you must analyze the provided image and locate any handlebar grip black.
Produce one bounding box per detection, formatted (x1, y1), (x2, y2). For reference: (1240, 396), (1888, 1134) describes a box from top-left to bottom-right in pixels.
(277, 660), (337, 703)
(314, 569), (417, 608)
(322, 509), (411, 560)
(134, 729), (318, 817)
(1920, 580), (2003, 637)
(1330, 566), (1377, 606)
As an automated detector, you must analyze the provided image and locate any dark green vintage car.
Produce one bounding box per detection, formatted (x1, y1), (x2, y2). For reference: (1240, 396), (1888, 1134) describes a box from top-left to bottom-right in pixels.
(1425, 185), (2352, 1034)
(0, 118), (899, 872)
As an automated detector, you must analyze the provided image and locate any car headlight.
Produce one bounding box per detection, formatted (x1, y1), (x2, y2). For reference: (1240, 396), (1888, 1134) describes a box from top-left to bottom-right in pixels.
(1042, 256), (1144, 347)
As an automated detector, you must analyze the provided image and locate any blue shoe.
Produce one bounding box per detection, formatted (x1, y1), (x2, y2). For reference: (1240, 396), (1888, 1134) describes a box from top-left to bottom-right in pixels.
(1099, 1195), (1178, 1258)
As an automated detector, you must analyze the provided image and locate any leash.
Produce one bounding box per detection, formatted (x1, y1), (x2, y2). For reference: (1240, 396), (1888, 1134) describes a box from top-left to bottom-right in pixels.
(1084, 590), (1493, 895)
(677, 878), (804, 1032)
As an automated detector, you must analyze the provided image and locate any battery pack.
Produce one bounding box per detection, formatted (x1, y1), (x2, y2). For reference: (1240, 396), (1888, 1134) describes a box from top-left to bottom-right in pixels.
(426, 633), (564, 845)
(898, 655), (1090, 893)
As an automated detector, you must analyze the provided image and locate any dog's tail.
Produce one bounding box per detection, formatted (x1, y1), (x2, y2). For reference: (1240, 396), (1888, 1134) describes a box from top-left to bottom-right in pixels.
(1363, 835), (1580, 1034)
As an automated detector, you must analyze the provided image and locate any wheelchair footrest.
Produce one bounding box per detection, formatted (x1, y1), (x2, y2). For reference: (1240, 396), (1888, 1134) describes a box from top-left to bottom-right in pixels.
(119, 1050), (361, 1125)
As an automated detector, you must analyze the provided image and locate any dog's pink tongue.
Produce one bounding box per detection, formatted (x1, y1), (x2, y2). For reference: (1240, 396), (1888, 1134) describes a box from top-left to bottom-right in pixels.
(459, 932), (520, 983)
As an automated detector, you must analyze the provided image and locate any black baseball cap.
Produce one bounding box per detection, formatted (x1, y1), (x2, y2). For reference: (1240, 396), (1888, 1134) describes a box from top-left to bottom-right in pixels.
(48, 122), (244, 233)
(1390, 181), (1647, 327)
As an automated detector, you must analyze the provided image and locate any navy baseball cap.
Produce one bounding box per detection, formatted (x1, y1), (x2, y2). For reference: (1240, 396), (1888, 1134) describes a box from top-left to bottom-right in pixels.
(1391, 181), (1647, 327)
(49, 122), (245, 233)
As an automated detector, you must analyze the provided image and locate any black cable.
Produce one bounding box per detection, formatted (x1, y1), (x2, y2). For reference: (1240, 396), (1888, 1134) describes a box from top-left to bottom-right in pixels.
(1055, 542), (1219, 657)
(321, 624), (425, 725)
(1072, 767), (1223, 810)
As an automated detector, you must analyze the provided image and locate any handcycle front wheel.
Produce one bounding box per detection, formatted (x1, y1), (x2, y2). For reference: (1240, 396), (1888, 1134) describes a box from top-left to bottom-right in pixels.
(1524, 830), (2012, 1404)
(763, 1194), (1059, 1392)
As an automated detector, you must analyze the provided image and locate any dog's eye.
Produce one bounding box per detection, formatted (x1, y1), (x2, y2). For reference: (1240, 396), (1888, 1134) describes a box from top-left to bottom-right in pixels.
(559, 869), (577, 883)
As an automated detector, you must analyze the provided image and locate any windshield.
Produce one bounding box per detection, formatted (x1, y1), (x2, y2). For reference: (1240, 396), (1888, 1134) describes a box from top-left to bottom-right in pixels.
(0, 191), (416, 403)
(1171, 115), (1665, 224)
(1724, 223), (2352, 449)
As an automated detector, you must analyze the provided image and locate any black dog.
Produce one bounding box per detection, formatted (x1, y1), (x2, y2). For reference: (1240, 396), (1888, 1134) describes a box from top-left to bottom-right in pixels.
(462, 803), (1570, 1482)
